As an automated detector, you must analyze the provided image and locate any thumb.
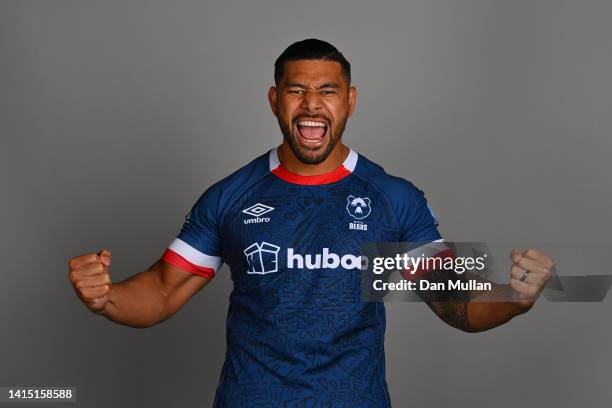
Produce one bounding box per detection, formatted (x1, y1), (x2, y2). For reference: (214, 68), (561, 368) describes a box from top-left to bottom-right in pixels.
(97, 249), (112, 267)
(510, 249), (522, 264)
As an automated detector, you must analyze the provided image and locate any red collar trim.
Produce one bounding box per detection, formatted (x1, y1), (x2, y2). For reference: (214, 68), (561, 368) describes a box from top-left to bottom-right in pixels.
(269, 146), (358, 185)
(272, 164), (351, 185)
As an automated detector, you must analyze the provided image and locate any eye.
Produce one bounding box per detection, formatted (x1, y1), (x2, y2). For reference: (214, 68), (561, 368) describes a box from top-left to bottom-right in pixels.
(288, 89), (304, 95)
(320, 90), (336, 95)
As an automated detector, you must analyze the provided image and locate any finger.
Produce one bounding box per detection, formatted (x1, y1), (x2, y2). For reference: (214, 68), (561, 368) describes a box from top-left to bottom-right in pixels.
(79, 284), (110, 300)
(74, 274), (111, 289)
(515, 257), (550, 276)
(97, 249), (112, 266)
(71, 262), (106, 278)
(85, 294), (108, 312)
(510, 267), (547, 287)
(510, 249), (522, 264)
(510, 277), (539, 299)
(510, 265), (530, 282)
(68, 253), (100, 271)
(521, 248), (554, 269)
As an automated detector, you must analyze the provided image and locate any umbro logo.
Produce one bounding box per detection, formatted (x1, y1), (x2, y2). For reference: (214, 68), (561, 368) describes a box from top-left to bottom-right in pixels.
(242, 203), (274, 224)
(243, 203), (274, 217)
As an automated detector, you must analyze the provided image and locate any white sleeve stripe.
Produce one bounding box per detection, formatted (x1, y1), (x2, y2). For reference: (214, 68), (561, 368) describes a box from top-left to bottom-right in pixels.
(403, 239), (449, 259)
(168, 238), (222, 271)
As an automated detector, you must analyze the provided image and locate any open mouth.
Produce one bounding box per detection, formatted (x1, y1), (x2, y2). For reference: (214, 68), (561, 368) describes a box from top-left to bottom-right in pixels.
(296, 119), (328, 146)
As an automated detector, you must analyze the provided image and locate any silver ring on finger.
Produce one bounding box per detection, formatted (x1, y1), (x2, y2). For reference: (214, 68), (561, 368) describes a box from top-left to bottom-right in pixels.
(519, 270), (530, 282)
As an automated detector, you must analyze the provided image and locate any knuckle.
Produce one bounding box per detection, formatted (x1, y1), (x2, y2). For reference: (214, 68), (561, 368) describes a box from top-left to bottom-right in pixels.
(85, 299), (98, 309)
(85, 290), (103, 301)
(92, 296), (106, 306)
(86, 264), (102, 276)
(71, 276), (82, 287)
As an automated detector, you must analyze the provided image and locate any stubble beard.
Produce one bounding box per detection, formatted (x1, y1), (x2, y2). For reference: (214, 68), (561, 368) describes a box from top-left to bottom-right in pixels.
(277, 116), (348, 165)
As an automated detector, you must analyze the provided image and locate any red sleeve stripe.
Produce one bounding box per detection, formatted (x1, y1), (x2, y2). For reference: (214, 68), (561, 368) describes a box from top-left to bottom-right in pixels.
(161, 249), (216, 279)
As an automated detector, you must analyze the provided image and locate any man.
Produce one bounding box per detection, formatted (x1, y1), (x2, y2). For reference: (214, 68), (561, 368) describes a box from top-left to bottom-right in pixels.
(68, 39), (553, 407)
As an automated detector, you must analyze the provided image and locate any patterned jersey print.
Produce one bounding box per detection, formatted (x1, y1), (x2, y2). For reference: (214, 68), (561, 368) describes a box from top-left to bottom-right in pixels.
(162, 147), (442, 408)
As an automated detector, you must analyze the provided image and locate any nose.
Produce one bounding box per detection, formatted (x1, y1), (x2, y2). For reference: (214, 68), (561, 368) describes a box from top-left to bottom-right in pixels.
(300, 90), (323, 112)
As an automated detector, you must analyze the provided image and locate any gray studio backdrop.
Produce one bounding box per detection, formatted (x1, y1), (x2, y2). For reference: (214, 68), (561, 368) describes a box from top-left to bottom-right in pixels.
(1, 1), (611, 407)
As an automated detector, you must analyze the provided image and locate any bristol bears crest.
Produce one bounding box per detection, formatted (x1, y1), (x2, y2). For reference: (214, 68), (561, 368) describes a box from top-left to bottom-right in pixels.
(346, 195), (371, 220)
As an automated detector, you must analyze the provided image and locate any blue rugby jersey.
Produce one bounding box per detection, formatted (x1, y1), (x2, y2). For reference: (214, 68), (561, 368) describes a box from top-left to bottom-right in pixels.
(161, 146), (442, 408)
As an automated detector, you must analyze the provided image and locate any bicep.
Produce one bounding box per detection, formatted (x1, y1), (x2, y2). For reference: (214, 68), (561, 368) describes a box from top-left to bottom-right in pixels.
(150, 259), (213, 319)
(154, 185), (223, 318)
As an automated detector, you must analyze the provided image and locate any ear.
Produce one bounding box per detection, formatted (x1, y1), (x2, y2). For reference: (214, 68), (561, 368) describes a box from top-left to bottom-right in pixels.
(268, 86), (278, 117)
(347, 195), (355, 203)
(347, 85), (357, 117)
(364, 197), (371, 205)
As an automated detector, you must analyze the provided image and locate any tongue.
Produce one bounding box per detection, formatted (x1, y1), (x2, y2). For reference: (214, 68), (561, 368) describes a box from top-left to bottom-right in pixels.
(298, 125), (325, 140)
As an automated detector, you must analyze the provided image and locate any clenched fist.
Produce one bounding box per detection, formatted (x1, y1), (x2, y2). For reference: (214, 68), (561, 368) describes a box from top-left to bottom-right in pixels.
(68, 249), (112, 314)
(509, 248), (554, 309)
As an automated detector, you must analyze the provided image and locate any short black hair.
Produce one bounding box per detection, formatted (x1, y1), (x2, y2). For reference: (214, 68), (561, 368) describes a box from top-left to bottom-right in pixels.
(274, 39), (351, 85)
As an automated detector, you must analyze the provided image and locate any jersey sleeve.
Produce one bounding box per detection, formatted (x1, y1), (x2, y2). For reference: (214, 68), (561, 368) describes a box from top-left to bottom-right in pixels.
(395, 181), (455, 280)
(397, 182), (442, 243)
(161, 185), (223, 279)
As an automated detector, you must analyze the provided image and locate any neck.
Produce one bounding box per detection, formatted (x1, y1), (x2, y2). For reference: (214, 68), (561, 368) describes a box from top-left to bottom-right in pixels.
(278, 142), (349, 175)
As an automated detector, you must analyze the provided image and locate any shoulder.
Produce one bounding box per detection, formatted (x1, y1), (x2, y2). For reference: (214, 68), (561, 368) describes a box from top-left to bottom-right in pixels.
(352, 151), (440, 235)
(190, 150), (271, 217)
(353, 152), (428, 204)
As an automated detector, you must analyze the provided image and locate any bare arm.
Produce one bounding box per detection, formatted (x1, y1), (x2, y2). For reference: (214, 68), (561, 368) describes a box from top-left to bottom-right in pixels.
(414, 248), (553, 332)
(68, 250), (211, 328)
(414, 269), (526, 333)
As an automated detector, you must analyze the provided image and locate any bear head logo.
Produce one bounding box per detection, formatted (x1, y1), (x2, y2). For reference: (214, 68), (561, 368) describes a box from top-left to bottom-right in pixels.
(346, 195), (371, 220)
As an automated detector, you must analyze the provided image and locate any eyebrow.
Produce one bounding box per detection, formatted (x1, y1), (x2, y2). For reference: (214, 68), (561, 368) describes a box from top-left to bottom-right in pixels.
(285, 82), (339, 89)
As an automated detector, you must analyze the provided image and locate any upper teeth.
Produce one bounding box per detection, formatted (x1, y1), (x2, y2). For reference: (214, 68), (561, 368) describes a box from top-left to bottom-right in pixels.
(298, 120), (326, 127)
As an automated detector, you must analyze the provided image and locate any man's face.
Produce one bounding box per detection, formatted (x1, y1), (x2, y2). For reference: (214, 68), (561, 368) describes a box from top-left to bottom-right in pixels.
(268, 60), (357, 165)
